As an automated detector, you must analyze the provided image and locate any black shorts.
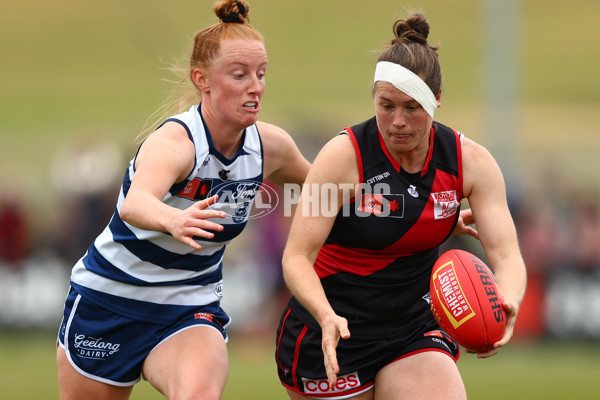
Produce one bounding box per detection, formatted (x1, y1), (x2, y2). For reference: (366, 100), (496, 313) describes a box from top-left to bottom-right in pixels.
(275, 301), (461, 399)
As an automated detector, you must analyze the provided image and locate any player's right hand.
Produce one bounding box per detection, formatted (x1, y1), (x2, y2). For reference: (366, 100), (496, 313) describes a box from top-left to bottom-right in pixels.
(320, 314), (351, 389)
(169, 194), (226, 250)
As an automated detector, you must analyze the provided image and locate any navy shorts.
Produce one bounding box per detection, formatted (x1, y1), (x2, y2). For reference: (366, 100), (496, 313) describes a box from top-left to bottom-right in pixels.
(57, 287), (231, 386)
(275, 303), (461, 399)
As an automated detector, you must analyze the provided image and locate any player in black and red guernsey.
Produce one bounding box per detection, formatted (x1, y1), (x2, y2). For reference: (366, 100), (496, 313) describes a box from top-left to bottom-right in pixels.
(275, 13), (527, 400)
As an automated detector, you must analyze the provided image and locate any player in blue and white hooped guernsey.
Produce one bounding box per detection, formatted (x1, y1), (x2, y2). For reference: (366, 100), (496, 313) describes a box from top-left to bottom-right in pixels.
(56, 1), (310, 399)
(68, 103), (266, 323)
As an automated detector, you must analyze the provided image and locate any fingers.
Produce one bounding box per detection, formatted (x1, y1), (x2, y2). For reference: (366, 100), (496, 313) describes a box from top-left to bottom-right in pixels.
(174, 195), (228, 248)
(189, 221), (225, 240)
(460, 208), (475, 224)
(194, 195), (229, 222)
(322, 329), (341, 386)
(324, 344), (340, 389)
(186, 209), (226, 240)
(189, 195), (227, 235)
(181, 237), (203, 251)
(199, 194), (220, 209)
(321, 317), (351, 389)
(465, 226), (479, 239)
(463, 344), (500, 359)
(476, 347), (500, 358)
(471, 300), (517, 358)
(338, 321), (350, 340)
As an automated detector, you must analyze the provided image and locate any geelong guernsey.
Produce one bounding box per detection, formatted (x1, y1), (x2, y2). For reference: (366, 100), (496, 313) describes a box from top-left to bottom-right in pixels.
(290, 117), (464, 338)
(70, 104), (263, 324)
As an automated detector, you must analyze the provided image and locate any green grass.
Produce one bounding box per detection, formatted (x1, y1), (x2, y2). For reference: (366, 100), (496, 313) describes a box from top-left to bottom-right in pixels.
(2, 331), (599, 399)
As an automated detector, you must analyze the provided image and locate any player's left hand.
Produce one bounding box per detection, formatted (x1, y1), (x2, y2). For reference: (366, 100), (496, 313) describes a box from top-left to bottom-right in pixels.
(452, 208), (479, 239)
(466, 300), (519, 358)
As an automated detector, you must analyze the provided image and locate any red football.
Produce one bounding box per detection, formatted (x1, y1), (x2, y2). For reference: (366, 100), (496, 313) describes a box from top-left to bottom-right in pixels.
(430, 249), (506, 352)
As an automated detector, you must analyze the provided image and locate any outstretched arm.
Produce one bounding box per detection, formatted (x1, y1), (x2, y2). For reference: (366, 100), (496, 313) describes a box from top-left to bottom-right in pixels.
(120, 122), (226, 250)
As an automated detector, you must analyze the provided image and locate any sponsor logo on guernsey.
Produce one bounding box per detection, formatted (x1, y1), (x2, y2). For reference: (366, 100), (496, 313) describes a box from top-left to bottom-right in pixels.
(218, 169), (230, 180)
(215, 181), (261, 223)
(431, 190), (460, 219)
(365, 171), (391, 185)
(408, 184), (419, 198)
(73, 334), (120, 360)
(431, 261), (476, 328)
(302, 372), (361, 395)
(176, 178), (213, 201)
(214, 283), (223, 298)
(357, 193), (405, 218)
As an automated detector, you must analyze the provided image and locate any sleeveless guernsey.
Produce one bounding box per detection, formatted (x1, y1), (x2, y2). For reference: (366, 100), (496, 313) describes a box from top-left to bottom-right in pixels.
(69, 104), (263, 324)
(289, 116), (464, 338)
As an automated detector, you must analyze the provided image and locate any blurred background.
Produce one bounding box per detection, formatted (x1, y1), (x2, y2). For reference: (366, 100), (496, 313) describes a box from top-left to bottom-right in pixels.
(1, 0), (599, 398)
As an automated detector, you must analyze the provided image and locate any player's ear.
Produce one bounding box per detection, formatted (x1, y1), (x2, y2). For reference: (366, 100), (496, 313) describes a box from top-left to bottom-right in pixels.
(192, 68), (210, 93)
(435, 89), (442, 108)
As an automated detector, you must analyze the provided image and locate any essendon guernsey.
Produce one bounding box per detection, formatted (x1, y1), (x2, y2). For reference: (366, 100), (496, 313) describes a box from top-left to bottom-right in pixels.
(290, 117), (465, 339)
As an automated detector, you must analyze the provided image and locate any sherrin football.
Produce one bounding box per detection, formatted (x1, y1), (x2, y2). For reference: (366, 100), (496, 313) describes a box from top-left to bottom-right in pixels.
(430, 249), (506, 352)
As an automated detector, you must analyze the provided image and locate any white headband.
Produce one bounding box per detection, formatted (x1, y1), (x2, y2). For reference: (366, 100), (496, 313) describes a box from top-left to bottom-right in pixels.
(373, 61), (438, 119)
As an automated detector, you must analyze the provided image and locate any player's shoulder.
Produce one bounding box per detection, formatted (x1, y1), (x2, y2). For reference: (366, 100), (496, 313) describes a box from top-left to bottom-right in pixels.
(321, 132), (356, 156)
(256, 120), (288, 138)
(256, 120), (298, 154)
(461, 136), (493, 161)
(308, 134), (359, 186)
(137, 121), (195, 165)
(461, 136), (504, 198)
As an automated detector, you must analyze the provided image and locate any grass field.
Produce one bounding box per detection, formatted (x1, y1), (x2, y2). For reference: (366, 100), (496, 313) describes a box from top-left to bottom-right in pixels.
(1, 330), (599, 399)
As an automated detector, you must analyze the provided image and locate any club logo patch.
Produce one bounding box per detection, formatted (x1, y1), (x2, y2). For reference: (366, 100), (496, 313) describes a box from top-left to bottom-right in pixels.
(431, 190), (460, 220)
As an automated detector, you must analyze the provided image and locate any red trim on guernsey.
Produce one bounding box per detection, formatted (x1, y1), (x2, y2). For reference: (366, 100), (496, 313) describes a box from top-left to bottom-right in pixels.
(292, 325), (308, 390)
(375, 126), (436, 176)
(314, 168), (459, 279)
(420, 127), (436, 177)
(315, 244), (413, 279)
(453, 129), (464, 199)
(345, 126), (363, 184)
(377, 129), (400, 172)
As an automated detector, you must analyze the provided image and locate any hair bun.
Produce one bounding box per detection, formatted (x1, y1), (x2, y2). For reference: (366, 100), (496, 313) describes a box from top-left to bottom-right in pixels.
(216, 0), (249, 24)
(392, 13), (429, 45)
